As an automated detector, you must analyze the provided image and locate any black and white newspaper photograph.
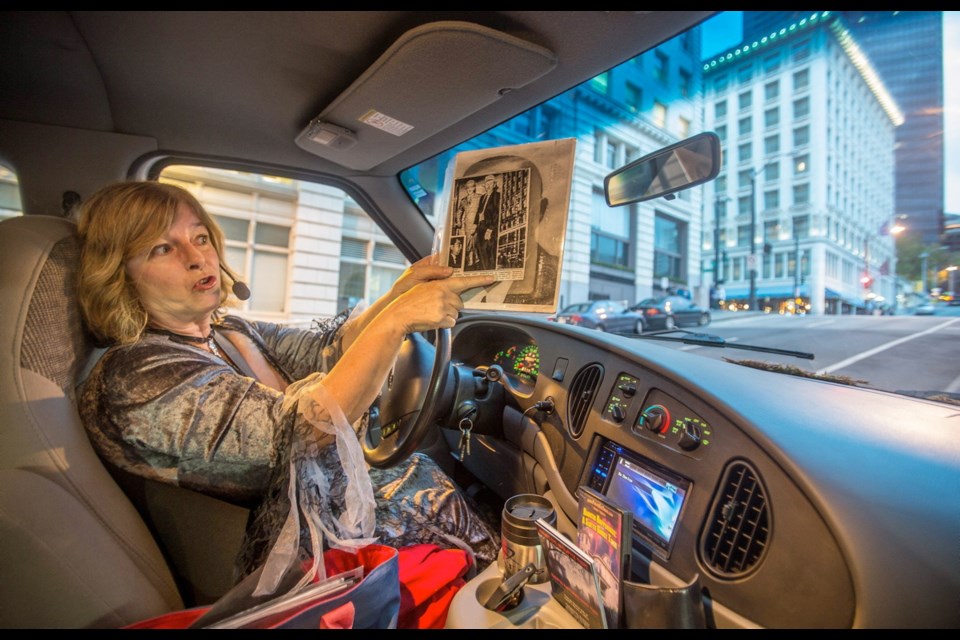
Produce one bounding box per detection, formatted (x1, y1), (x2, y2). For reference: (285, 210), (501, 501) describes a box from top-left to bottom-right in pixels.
(438, 138), (576, 314)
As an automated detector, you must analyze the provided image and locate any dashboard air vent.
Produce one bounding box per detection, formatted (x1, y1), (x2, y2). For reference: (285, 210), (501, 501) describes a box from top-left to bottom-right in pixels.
(566, 363), (603, 438)
(700, 461), (770, 578)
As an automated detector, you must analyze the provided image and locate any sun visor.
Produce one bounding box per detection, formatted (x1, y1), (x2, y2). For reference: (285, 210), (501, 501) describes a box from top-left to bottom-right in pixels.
(295, 21), (557, 171)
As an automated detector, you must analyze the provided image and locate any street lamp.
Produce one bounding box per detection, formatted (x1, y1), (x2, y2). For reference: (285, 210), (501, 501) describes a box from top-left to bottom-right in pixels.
(748, 162), (776, 311)
(863, 216), (906, 297)
(713, 194), (729, 288)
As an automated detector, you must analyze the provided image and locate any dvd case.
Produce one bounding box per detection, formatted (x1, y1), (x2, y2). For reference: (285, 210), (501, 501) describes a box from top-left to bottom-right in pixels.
(576, 485), (633, 629)
(535, 517), (607, 629)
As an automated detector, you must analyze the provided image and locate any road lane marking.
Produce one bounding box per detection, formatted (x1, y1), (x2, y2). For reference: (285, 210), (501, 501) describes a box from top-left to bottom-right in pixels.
(807, 320), (835, 328)
(817, 318), (960, 375)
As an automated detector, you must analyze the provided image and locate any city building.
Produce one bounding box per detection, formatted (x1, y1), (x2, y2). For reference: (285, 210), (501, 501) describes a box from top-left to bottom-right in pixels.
(703, 11), (902, 314)
(744, 11), (945, 247)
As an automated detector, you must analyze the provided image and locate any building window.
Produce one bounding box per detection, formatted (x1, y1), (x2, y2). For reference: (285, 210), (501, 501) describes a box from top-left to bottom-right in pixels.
(793, 96), (810, 120)
(793, 154), (809, 176)
(715, 100), (727, 119)
(793, 40), (811, 62)
(793, 184), (810, 207)
(764, 219), (781, 242)
(590, 189), (631, 268)
(738, 169), (753, 190)
(715, 124), (727, 142)
(0, 165), (23, 220)
(678, 116), (690, 139)
(793, 125), (810, 147)
(606, 141), (617, 169)
(775, 252), (785, 278)
(762, 53), (780, 73)
(654, 213), (685, 281)
(764, 190), (780, 211)
(793, 68), (810, 91)
(764, 161), (780, 182)
(738, 142), (752, 164)
(737, 64), (753, 83)
(764, 107), (779, 128)
(793, 214), (810, 238)
(764, 80), (779, 102)
(738, 90), (752, 111)
(679, 69), (692, 98)
(764, 134), (780, 156)
(738, 195), (752, 216)
(590, 71), (610, 94)
(626, 83), (642, 111)
(652, 101), (667, 127)
(737, 224), (751, 247)
(738, 116), (752, 137)
(715, 73), (729, 92)
(654, 51), (669, 82)
(715, 174), (727, 193)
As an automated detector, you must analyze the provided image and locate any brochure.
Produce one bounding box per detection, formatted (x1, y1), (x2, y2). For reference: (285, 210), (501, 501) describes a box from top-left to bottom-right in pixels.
(437, 138), (576, 314)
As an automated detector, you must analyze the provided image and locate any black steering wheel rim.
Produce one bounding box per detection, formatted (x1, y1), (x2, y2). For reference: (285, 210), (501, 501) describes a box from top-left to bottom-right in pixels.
(362, 328), (451, 468)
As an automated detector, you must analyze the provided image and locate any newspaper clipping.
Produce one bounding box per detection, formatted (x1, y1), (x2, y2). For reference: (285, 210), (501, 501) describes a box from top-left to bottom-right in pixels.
(438, 138), (576, 314)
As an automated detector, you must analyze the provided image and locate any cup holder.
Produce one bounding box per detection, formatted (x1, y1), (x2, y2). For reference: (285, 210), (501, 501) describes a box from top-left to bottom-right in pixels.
(476, 577), (525, 612)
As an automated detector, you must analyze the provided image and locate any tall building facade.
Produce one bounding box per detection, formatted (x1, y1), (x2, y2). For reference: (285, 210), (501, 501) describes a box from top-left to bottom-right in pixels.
(703, 11), (901, 314)
(745, 11), (944, 246)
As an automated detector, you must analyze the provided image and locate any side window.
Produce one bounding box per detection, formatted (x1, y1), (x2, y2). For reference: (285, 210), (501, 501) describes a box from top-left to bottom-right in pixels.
(0, 165), (23, 220)
(159, 166), (408, 326)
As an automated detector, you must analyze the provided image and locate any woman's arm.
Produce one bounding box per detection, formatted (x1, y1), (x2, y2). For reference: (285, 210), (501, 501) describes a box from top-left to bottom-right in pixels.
(318, 273), (493, 423)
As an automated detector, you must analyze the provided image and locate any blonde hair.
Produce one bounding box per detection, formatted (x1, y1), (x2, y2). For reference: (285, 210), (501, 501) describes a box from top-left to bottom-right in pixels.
(77, 181), (237, 344)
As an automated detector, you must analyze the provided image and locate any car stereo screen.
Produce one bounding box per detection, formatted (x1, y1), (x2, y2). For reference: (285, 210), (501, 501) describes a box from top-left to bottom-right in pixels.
(604, 454), (689, 553)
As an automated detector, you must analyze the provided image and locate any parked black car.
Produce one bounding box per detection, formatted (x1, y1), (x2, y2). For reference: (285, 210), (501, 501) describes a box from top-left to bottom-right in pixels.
(553, 300), (645, 333)
(629, 296), (711, 331)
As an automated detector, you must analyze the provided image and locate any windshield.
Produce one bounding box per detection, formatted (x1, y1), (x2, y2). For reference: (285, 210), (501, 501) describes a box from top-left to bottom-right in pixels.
(401, 11), (960, 401)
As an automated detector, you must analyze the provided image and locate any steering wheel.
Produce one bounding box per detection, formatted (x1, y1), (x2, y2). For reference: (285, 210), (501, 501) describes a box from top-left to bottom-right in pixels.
(362, 328), (452, 468)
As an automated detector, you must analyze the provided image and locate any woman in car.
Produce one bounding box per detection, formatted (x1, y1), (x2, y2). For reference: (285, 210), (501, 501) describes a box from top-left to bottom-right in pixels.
(74, 180), (499, 588)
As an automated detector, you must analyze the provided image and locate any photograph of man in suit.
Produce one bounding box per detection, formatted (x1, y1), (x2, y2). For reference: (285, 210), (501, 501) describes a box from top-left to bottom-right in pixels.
(475, 174), (501, 271)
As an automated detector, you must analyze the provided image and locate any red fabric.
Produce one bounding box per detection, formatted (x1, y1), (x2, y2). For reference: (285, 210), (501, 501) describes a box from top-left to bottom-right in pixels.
(125, 607), (208, 629)
(396, 543), (473, 629)
(126, 543), (470, 630)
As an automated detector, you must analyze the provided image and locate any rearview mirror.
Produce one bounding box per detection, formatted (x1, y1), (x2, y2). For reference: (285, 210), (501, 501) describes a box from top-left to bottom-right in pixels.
(604, 132), (721, 206)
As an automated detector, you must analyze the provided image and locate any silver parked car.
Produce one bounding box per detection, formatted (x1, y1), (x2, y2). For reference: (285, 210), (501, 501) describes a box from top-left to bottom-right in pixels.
(553, 300), (645, 333)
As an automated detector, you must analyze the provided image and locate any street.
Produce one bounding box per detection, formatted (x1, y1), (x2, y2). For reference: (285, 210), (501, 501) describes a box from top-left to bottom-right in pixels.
(642, 307), (960, 396)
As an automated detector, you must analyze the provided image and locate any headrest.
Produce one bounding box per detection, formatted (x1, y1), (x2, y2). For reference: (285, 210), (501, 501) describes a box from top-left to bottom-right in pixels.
(0, 215), (95, 395)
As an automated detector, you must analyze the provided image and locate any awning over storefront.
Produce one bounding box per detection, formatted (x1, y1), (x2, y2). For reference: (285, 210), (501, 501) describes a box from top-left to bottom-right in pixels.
(721, 285), (808, 300)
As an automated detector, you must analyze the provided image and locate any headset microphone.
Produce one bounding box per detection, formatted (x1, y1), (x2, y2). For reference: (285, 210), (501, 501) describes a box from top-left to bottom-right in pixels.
(232, 280), (251, 301)
(222, 265), (251, 301)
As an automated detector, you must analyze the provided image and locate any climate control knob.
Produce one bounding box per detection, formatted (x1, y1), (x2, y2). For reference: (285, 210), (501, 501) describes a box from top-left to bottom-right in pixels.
(639, 405), (670, 434)
(678, 419), (702, 451)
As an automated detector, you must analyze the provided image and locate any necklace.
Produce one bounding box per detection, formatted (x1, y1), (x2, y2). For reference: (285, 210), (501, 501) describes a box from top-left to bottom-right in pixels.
(147, 326), (224, 358)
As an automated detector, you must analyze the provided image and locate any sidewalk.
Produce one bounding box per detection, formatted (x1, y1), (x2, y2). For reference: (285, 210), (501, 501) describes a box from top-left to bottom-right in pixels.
(709, 309), (764, 324)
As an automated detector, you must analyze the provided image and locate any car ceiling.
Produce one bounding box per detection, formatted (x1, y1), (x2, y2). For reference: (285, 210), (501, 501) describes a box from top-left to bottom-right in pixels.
(0, 11), (715, 179)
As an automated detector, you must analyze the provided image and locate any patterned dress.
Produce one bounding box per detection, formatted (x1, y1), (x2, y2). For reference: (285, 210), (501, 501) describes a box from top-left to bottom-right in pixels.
(77, 312), (499, 586)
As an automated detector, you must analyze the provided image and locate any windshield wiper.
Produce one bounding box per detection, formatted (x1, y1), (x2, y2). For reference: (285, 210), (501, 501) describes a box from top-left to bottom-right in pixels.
(615, 328), (815, 360)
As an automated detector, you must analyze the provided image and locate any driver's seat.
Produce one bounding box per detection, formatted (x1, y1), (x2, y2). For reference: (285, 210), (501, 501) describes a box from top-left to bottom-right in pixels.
(0, 215), (186, 627)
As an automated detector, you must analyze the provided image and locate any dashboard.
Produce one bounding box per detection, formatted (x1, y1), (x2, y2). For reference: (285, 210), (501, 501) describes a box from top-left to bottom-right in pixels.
(447, 314), (960, 629)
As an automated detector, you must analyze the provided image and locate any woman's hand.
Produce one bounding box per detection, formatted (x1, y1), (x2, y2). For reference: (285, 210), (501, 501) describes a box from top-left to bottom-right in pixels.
(383, 273), (494, 334)
(384, 255), (454, 303)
